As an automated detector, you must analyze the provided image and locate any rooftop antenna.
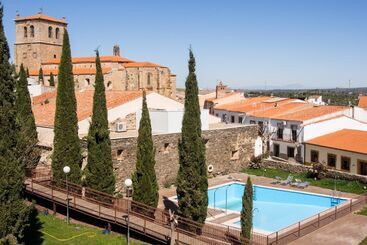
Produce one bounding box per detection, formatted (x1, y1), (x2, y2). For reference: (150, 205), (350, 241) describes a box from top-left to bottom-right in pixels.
(15, 10), (20, 17)
(38, 8), (43, 14)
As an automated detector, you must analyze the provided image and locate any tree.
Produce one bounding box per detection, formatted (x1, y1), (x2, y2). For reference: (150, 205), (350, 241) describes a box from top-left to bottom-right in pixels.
(241, 177), (253, 244)
(38, 67), (43, 83)
(16, 64), (40, 168)
(49, 72), (55, 86)
(26, 67), (29, 78)
(52, 29), (82, 184)
(0, 5), (32, 242)
(176, 49), (208, 224)
(85, 51), (115, 195)
(132, 90), (159, 208)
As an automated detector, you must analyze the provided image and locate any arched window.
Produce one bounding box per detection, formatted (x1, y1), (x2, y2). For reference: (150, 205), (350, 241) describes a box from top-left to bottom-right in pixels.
(107, 81), (112, 89)
(48, 26), (53, 38)
(55, 28), (59, 39)
(85, 78), (90, 87)
(30, 25), (34, 37)
(147, 73), (151, 86)
(24, 26), (27, 38)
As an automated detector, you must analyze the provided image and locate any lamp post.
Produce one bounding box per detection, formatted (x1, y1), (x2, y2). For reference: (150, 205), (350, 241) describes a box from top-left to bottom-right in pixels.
(63, 166), (70, 224)
(124, 178), (132, 245)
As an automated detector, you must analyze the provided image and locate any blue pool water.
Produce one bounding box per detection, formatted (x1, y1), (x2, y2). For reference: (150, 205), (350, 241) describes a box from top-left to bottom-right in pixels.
(208, 183), (346, 233)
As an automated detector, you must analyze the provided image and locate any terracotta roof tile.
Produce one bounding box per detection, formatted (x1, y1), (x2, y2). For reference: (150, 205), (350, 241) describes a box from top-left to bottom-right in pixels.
(32, 90), (57, 105)
(123, 61), (166, 68)
(43, 56), (134, 65)
(248, 102), (311, 118)
(33, 90), (143, 127)
(358, 96), (367, 109)
(15, 13), (67, 24)
(29, 67), (112, 76)
(306, 129), (367, 155)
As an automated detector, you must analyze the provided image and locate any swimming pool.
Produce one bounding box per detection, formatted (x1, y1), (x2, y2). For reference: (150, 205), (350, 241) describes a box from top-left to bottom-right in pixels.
(208, 183), (347, 233)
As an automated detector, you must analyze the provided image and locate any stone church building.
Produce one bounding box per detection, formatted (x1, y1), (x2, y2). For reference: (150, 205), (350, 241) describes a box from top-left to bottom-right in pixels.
(14, 12), (176, 98)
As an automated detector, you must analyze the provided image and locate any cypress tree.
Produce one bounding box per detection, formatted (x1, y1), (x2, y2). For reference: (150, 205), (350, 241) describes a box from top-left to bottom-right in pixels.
(52, 29), (82, 184)
(176, 49), (208, 223)
(241, 177), (253, 244)
(0, 5), (32, 242)
(85, 51), (115, 195)
(132, 90), (159, 208)
(49, 72), (55, 86)
(38, 67), (43, 83)
(26, 67), (30, 78)
(16, 64), (40, 168)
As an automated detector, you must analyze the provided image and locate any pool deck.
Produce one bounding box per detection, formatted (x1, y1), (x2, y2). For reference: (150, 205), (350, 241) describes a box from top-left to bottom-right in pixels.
(158, 172), (366, 244)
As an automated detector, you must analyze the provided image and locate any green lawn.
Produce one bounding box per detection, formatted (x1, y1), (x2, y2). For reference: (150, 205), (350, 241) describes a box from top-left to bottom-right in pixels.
(27, 212), (143, 245)
(357, 206), (367, 216)
(242, 167), (367, 195)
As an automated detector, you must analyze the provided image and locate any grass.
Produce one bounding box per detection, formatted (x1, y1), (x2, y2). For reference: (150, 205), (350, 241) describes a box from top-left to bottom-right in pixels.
(27, 212), (143, 245)
(356, 206), (367, 216)
(242, 167), (367, 195)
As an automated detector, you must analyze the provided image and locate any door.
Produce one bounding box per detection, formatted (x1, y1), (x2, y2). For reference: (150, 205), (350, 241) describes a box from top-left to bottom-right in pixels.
(274, 144), (280, 157)
(358, 160), (367, 175)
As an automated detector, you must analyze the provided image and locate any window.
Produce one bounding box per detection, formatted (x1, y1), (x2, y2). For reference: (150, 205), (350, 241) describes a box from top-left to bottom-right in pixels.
(341, 156), (351, 171)
(24, 26), (27, 37)
(291, 125), (297, 141)
(215, 113), (219, 117)
(85, 78), (90, 86)
(32, 52), (37, 58)
(287, 147), (295, 158)
(107, 81), (112, 89)
(238, 116), (243, 123)
(55, 28), (60, 39)
(48, 26), (53, 38)
(54, 54), (57, 58)
(250, 120), (256, 124)
(22, 52), (27, 59)
(327, 154), (336, 168)
(277, 127), (283, 139)
(258, 121), (264, 135)
(231, 115), (235, 123)
(231, 150), (239, 160)
(147, 73), (151, 86)
(163, 143), (170, 153)
(310, 150), (319, 163)
(116, 149), (124, 160)
(30, 25), (34, 37)
(273, 144), (280, 157)
(358, 160), (367, 176)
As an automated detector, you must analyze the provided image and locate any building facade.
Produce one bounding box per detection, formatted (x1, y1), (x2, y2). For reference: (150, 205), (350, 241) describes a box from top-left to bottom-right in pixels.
(15, 13), (176, 99)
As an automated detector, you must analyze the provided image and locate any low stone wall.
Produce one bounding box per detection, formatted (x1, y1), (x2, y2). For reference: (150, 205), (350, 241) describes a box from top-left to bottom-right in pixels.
(261, 159), (367, 184)
(111, 125), (258, 191)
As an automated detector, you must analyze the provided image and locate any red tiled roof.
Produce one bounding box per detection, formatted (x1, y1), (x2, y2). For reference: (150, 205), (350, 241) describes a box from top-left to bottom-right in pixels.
(273, 105), (348, 122)
(358, 96), (367, 109)
(123, 61), (166, 68)
(33, 90), (143, 127)
(29, 67), (112, 76)
(32, 90), (57, 105)
(306, 129), (367, 155)
(43, 56), (134, 65)
(248, 102), (311, 118)
(15, 13), (67, 24)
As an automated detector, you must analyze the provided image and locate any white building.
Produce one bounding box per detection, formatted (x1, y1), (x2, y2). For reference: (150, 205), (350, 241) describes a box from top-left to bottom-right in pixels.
(32, 90), (216, 146)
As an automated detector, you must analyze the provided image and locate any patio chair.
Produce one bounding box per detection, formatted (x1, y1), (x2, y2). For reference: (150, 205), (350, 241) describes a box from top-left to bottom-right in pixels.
(297, 181), (310, 189)
(271, 176), (283, 184)
(280, 175), (293, 185)
(290, 178), (302, 187)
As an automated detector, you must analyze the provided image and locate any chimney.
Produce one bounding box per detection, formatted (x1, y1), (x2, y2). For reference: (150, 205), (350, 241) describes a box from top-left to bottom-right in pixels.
(113, 44), (120, 56)
(215, 81), (227, 99)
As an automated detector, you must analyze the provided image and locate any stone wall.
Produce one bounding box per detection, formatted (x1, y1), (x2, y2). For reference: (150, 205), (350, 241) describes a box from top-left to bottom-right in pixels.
(111, 125), (258, 191)
(261, 159), (367, 184)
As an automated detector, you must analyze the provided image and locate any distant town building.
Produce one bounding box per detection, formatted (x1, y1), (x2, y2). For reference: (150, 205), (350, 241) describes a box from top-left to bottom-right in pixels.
(305, 129), (367, 176)
(14, 12), (176, 98)
(307, 95), (325, 106)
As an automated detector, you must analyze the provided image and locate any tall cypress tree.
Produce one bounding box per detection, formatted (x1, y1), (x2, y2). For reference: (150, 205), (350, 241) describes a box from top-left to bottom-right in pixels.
(176, 49), (208, 223)
(26, 67), (30, 78)
(132, 90), (159, 208)
(85, 51), (115, 195)
(52, 29), (82, 184)
(38, 67), (43, 83)
(0, 5), (32, 242)
(49, 72), (55, 86)
(16, 64), (40, 168)
(241, 177), (253, 244)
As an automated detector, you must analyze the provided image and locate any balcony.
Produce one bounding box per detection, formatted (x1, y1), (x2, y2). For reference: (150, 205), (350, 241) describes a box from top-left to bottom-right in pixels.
(272, 132), (298, 142)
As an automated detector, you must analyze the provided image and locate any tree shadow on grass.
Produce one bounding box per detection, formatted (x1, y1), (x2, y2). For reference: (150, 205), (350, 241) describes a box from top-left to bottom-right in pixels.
(23, 207), (44, 245)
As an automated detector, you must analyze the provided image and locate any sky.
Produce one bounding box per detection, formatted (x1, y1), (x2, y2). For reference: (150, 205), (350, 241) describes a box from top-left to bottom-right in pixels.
(2, 0), (367, 89)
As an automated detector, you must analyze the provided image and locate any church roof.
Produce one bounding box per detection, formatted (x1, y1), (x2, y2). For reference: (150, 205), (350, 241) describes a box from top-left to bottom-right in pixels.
(15, 13), (67, 24)
(123, 61), (166, 68)
(43, 56), (134, 65)
(32, 90), (144, 127)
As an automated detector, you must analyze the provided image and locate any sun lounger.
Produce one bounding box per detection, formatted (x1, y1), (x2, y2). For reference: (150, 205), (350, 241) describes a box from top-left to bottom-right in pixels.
(298, 181), (310, 189)
(280, 175), (293, 185)
(271, 176), (283, 184)
(290, 179), (302, 187)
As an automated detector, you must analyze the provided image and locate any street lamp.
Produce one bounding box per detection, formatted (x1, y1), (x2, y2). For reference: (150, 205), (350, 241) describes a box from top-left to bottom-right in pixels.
(124, 178), (133, 245)
(63, 166), (70, 224)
